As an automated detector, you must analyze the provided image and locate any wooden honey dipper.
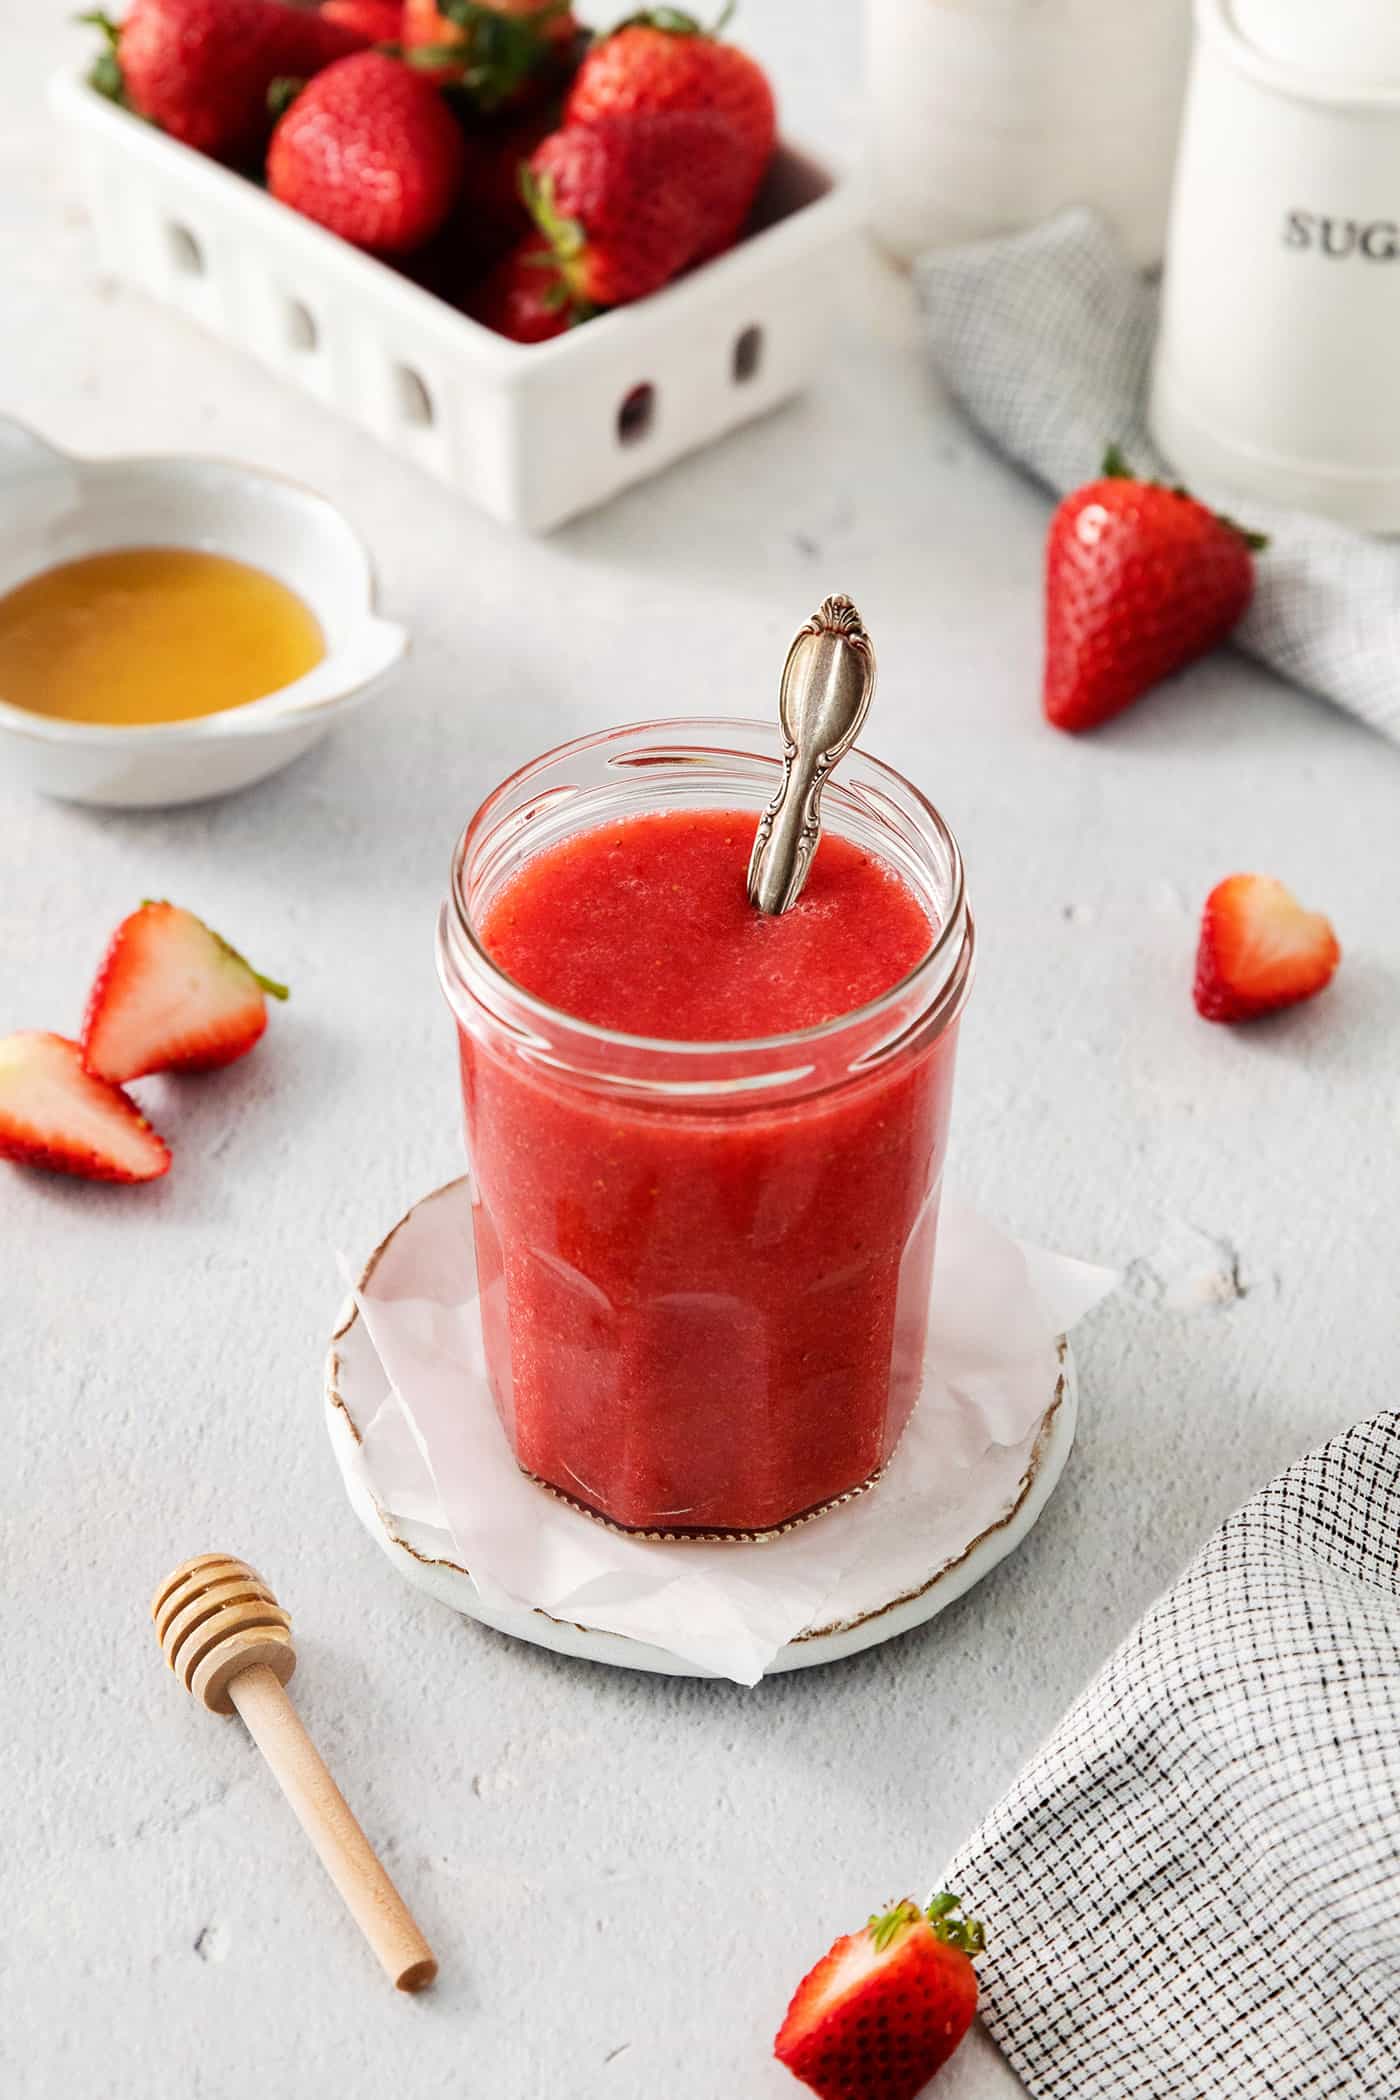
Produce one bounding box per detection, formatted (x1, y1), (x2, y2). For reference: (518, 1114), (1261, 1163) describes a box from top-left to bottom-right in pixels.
(152, 1552), (437, 1992)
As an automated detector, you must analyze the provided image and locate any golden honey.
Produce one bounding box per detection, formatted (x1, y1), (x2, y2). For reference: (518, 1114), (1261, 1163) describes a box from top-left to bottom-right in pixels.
(0, 547), (326, 726)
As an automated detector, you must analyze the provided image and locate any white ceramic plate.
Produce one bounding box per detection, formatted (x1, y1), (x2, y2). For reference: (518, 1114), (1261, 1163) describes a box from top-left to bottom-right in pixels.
(325, 1180), (1078, 1678)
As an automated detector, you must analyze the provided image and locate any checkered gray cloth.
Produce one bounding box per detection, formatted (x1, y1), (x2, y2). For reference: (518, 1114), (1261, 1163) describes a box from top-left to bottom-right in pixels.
(949, 1412), (1400, 2097)
(915, 208), (1400, 746)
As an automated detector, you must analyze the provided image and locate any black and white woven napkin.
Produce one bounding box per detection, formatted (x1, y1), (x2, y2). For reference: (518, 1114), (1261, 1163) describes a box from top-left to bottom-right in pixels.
(915, 208), (1400, 747)
(949, 1412), (1400, 2098)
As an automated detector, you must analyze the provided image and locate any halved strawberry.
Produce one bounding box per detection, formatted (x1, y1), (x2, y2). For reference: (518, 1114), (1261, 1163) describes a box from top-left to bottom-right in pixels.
(0, 1033), (171, 1183)
(775, 1893), (983, 2100)
(82, 902), (288, 1084)
(1194, 874), (1340, 1023)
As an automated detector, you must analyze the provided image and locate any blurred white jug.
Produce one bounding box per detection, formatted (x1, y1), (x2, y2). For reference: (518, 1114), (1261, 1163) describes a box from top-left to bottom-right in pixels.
(864, 0), (1193, 266)
(1152, 0), (1400, 528)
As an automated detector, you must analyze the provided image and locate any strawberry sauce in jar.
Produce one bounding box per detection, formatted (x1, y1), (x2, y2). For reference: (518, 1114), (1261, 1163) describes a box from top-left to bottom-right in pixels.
(437, 719), (974, 1535)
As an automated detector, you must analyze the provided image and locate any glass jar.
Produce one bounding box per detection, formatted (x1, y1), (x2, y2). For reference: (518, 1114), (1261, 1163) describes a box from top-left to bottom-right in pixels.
(437, 718), (974, 1537)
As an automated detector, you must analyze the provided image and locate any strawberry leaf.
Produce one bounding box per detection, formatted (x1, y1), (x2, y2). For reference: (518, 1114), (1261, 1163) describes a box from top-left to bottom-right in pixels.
(407, 41), (469, 67)
(76, 9), (130, 106)
(1219, 515), (1270, 554)
(867, 1900), (921, 1955)
(925, 1891), (985, 1957)
(1098, 442), (1268, 554)
(434, 0), (568, 108)
(613, 7), (706, 31)
(87, 46), (127, 104)
(609, 1), (734, 33)
(267, 74), (308, 117)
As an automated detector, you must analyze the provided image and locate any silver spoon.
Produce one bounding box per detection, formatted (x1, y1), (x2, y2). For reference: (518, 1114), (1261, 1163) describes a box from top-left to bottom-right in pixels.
(746, 594), (877, 916)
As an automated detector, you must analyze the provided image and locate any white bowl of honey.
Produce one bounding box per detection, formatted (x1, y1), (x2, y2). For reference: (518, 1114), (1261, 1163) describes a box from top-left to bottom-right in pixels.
(0, 417), (406, 807)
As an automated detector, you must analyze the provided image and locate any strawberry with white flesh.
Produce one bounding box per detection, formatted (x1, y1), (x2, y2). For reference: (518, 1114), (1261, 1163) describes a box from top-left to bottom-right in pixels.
(0, 1033), (171, 1183)
(83, 901), (288, 1084)
(1194, 874), (1341, 1023)
(775, 1893), (984, 2100)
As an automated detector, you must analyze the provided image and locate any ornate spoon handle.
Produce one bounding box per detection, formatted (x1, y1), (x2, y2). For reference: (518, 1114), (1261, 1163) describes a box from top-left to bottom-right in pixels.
(747, 595), (877, 917)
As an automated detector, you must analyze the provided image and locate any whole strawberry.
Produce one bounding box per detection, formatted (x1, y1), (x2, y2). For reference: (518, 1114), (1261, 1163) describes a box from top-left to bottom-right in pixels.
(402, 0), (576, 104)
(268, 53), (467, 256)
(565, 8), (775, 248)
(467, 232), (570, 341)
(524, 110), (742, 310)
(100, 0), (368, 162)
(775, 1893), (984, 2100)
(1044, 446), (1266, 732)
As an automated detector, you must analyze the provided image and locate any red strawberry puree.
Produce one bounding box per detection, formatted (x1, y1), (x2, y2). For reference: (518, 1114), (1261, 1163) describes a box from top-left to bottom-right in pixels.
(458, 808), (960, 1534)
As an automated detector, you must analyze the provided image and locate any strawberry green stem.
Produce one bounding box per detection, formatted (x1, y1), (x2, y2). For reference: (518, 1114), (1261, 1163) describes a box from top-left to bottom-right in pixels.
(75, 8), (120, 45)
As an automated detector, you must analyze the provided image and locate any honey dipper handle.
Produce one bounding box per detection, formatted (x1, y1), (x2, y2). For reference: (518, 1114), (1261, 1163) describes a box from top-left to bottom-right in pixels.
(227, 1663), (437, 1992)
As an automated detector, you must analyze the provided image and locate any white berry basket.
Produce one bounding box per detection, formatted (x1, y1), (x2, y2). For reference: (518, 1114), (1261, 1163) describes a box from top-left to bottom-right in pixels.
(49, 68), (860, 533)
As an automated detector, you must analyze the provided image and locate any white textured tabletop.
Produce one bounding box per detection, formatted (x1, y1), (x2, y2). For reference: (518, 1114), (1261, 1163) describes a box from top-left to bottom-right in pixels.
(6, 11), (1397, 2098)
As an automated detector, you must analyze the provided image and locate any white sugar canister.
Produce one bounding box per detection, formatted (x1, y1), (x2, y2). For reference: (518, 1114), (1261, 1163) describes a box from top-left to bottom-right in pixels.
(1151, 0), (1400, 528)
(864, 0), (1193, 266)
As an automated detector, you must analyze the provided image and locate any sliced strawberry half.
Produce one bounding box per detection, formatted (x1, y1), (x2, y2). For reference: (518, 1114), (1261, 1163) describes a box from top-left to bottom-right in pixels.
(0, 1032), (171, 1183)
(1194, 874), (1341, 1023)
(82, 901), (289, 1084)
(775, 1893), (983, 2100)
